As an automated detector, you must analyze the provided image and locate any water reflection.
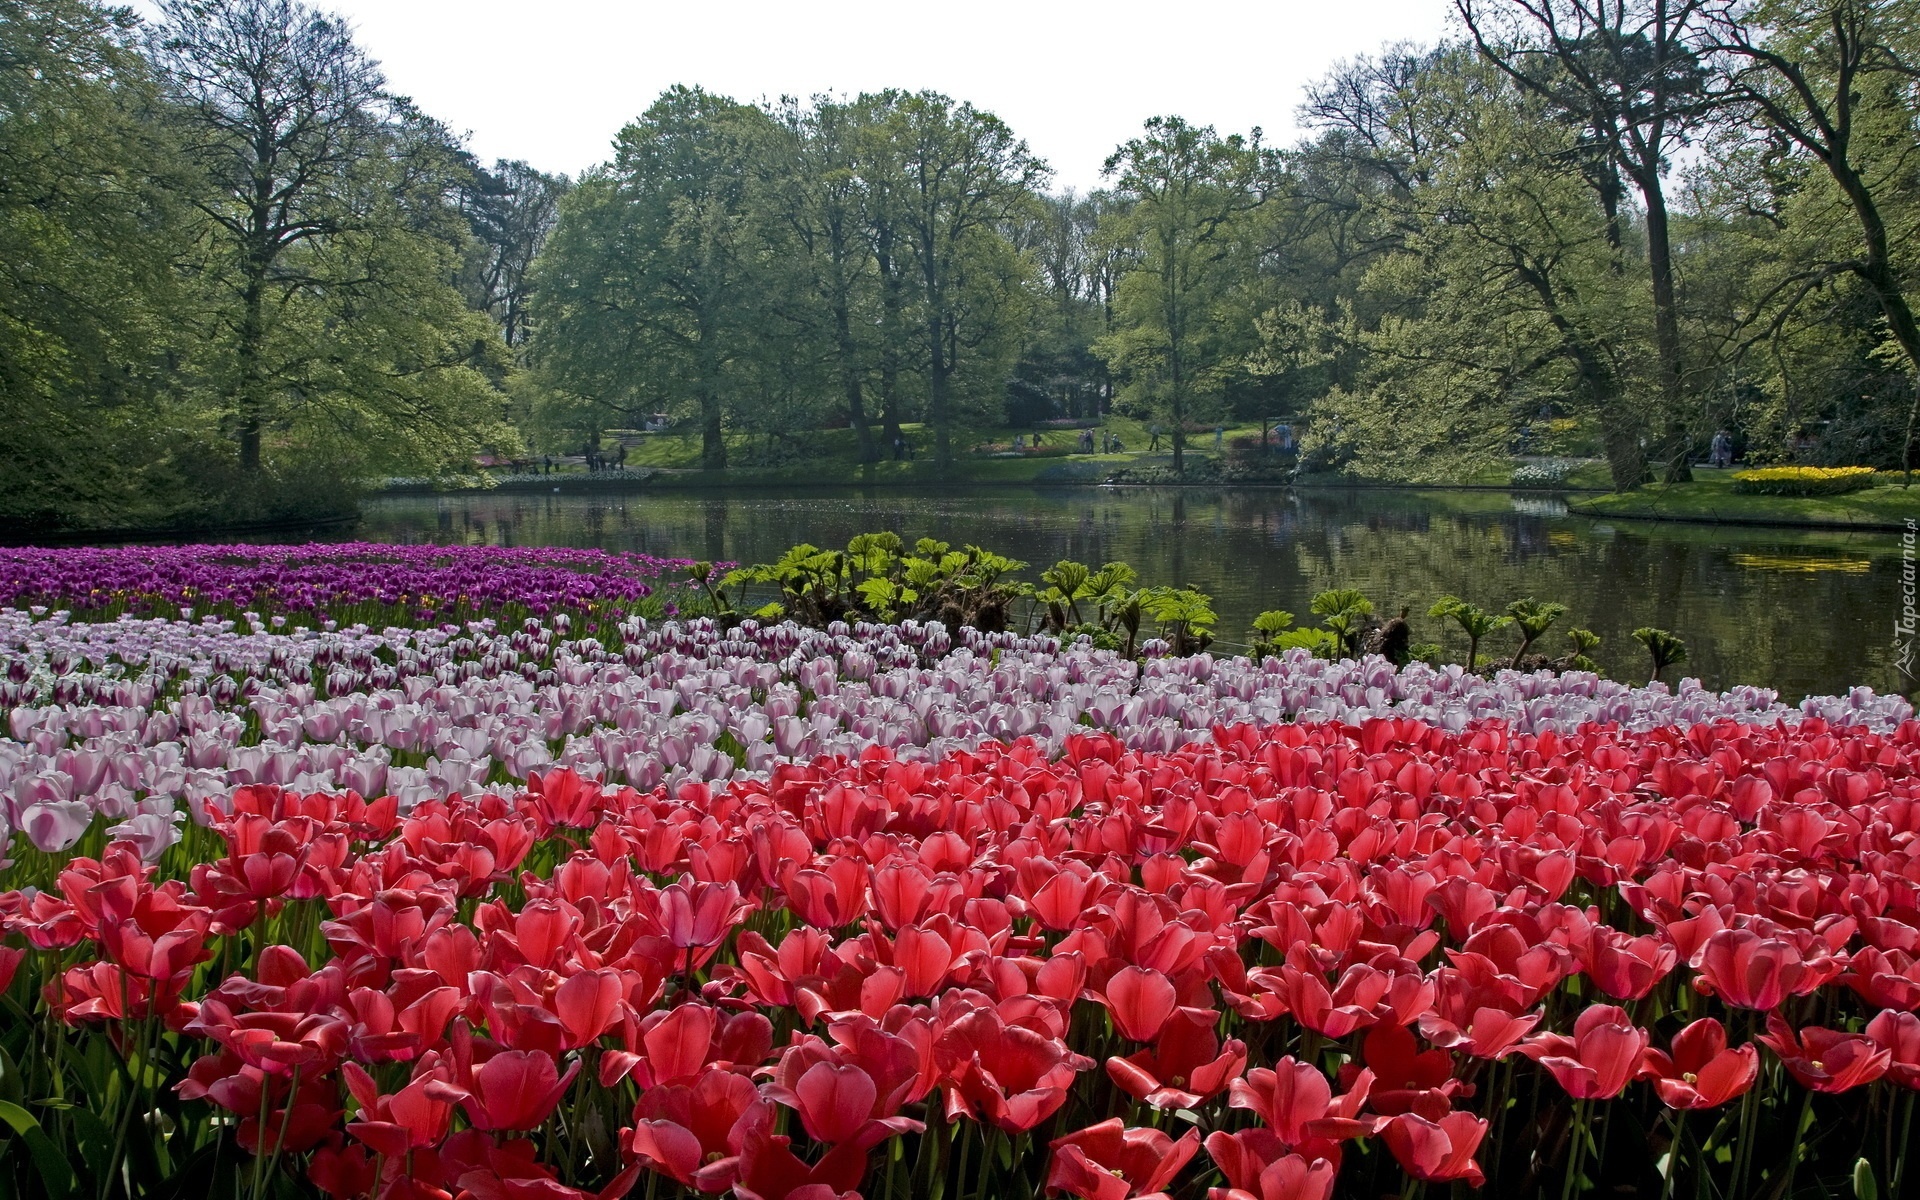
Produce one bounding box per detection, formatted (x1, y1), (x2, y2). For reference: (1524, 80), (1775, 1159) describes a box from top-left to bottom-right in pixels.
(352, 486), (1907, 701)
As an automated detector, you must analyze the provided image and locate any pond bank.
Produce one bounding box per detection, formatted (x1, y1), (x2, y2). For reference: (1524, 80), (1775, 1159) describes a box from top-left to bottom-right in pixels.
(1570, 477), (1918, 532)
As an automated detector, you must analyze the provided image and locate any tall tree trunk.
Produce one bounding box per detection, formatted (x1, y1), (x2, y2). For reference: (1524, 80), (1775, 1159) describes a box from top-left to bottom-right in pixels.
(1169, 349), (1187, 477)
(1521, 259), (1645, 490)
(696, 311), (726, 471)
(1827, 158), (1920, 471)
(926, 309), (952, 467)
(832, 298), (876, 461)
(876, 232), (905, 445)
(1638, 173), (1693, 482)
(237, 271), (266, 471)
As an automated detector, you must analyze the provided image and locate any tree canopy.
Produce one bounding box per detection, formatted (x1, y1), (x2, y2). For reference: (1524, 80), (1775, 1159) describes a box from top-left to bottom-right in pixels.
(7, 0), (1919, 530)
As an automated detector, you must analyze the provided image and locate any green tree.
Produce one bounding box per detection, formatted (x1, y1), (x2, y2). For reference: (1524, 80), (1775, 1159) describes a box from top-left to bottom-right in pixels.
(885, 91), (1048, 466)
(0, 0), (192, 529)
(1460, 0), (1713, 480)
(460, 158), (569, 351)
(766, 96), (883, 461)
(1701, 0), (1920, 472)
(1099, 117), (1271, 475)
(530, 87), (776, 468)
(150, 0), (508, 481)
(1301, 50), (1652, 488)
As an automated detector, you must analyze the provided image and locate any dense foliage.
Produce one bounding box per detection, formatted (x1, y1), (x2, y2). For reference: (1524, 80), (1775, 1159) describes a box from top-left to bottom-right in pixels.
(8, 0), (1917, 529)
(0, 0), (545, 533)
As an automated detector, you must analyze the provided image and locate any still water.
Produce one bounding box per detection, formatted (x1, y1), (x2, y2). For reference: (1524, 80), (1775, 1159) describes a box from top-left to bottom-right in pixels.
(354, 486), (1908, 702)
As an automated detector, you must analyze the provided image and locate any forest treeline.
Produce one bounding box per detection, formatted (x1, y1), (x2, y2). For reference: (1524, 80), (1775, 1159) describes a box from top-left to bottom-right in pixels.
(4, 0), (1918, 531)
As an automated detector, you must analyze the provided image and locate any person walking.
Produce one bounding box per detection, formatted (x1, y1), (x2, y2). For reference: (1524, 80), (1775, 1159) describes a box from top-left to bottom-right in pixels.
(1214, 424), (1225, 450)
(1149, 424), (1162, 452)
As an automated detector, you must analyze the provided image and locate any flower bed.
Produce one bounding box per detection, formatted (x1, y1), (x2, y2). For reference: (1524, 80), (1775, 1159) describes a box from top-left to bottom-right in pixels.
(5, 713), (1920, 1198)
(4, 564), (1920, 1199)
(1730, 466), (1878, 496)
(0, 543), (707, 623)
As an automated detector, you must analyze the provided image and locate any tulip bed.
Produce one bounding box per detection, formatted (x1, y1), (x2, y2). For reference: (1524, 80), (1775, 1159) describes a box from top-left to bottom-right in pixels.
(0, 543), (706, 627)
(4, 555), (1920, 1200)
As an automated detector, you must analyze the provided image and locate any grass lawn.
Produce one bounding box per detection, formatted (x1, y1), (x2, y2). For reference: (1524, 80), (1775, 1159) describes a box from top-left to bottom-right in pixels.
(1570, 469), (1920, 529)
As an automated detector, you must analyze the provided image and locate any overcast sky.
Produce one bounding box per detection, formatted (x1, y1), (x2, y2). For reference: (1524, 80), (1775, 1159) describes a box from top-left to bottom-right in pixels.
(175, 1), (1461, 192)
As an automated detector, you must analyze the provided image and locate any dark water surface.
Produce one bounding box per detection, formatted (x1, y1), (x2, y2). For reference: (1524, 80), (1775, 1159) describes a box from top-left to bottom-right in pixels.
(352, 486), (1908, 702)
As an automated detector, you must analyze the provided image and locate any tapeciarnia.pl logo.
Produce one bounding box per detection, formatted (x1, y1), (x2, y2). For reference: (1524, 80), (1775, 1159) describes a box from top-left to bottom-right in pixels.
(1899, 517), (1917, 680)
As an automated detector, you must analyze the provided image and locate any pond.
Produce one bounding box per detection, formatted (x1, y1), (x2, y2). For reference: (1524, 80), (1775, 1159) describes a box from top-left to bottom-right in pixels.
(353, 485), (1909, 702)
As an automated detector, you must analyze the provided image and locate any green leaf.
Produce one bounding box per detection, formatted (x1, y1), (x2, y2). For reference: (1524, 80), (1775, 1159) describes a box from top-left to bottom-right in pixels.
(0, 1100), (75, 1200)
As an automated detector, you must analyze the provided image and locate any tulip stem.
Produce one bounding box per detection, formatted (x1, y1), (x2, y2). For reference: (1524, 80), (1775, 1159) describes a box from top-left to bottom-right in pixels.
(1730, 1067), (1761, 1198)
(952, 1118), (974, 1200)
(255, 1064), (301, 1200)
(1561, 1098), (1590, 1200)
(1781, 1086), (1814, 1200)
(1659, 1109), (1685, 1200)
(1891, 1089), (1915, 1200)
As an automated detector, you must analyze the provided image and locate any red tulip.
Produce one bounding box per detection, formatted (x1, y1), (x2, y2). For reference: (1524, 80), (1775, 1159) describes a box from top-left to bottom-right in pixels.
(1844, 946), (1920, 1011)
(1202, 1131), (1336, 1200)
(1381, 1111), (1488, 1186)
(449, 1135), (641, 1200)
(1227, 1058), (1376, 1160)
(608, 1002), (718, 1089)
(937, 1005), (1092, 1132)
(1867, 1010), (1920, 1090)
(783, 858), (868, 929)
(308, 1135), (376, 1200)
(728, 1117), (868, 1200)
(1759, 1016), (1891, 1093)
(659, 879), (749, 950)
(769, 1019), (932, 1122)
(1024, 861), (1102, 932)
(891, 923), (960, 998)
(1693, 928), (1830, 1010)
(1637, 1019), (1758, 1109)
(528, 767), (605, 829)
(1102, 965), (1179, 1042)
(439, 1041), (581, 1131)
(1521, 1005), (1648, 1099)
(342, 1059), (453, 1158)
(1417, 979), (1539, 1060)
(553, 969), (626, 1049)
(627, 1067), (766, 1189)
(780, 1060), (922, 1147)
(1350, 1021), (1463, 1119)
(1047, 1119), (1200, 1200)
(177, 1050), (342, 1154)
(1107, 1008), (1247, 1110)
(1578, 927), (1677, 1000)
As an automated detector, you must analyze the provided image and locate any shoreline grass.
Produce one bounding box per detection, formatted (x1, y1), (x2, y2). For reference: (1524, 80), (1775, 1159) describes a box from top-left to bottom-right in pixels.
(1570, 469), (1919, 530)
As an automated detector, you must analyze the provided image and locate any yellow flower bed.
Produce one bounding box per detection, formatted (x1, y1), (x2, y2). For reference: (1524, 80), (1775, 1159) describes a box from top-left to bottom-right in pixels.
(1730, 465), (1879, 496)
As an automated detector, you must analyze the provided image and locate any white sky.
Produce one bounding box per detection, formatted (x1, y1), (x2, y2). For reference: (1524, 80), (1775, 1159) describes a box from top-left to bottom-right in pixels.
(224, 0), (1458, 193)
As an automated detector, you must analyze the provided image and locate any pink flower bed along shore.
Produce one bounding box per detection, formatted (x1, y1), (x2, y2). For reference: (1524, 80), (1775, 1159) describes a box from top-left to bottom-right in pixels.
(1, 606), (1906, 859)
